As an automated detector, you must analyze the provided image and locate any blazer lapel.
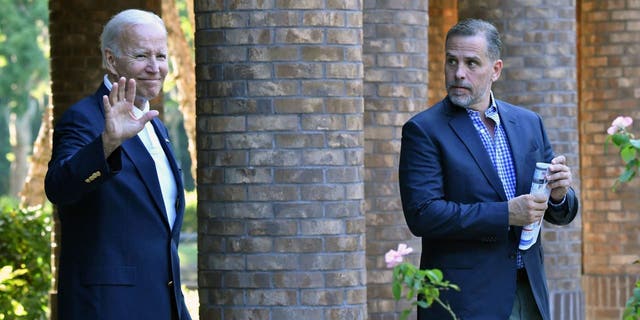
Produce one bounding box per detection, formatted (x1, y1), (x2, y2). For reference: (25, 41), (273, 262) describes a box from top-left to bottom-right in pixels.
(150, 118), (185, 236)
(97, 84), (176, 231)
(446, 100), (507, 200)
(497, 102), (531, 196)
(121, 136), (171, 229)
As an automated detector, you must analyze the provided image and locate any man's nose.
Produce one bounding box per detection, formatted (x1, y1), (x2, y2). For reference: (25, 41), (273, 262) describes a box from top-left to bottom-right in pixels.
(146, 57), (159, 73)
(455, 65), (466, 79)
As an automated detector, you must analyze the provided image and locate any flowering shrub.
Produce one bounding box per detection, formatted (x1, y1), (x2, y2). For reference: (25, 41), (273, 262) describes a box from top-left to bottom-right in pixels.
(605, 116), (640, 318)
(385, 243), (459, 320)
(605, 116), (640, 190)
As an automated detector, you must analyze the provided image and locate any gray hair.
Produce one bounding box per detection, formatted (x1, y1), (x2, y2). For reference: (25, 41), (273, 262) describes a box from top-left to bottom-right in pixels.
(100, 9), (167, 68)
(445, 18), (502, 61)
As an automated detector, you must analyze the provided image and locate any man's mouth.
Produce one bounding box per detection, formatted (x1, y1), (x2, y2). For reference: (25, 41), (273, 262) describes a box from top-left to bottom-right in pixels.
(448, 86), (470, 94)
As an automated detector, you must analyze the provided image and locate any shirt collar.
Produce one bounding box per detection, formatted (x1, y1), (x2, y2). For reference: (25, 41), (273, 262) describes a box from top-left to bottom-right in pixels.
(103, 74), (113, 91)
(466, 91), (498, 117)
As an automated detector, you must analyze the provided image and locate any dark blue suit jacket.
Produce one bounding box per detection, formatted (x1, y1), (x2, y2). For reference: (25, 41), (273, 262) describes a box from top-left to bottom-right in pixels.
(45, 84), (191, 320)
(399, 97), (578, 320)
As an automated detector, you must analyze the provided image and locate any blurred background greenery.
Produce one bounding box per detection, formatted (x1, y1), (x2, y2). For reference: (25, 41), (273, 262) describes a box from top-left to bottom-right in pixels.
(0, 0), (198, 318)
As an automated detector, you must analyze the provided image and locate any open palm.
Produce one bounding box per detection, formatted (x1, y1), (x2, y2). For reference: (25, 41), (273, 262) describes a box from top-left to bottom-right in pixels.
(101, 77), (159, 156)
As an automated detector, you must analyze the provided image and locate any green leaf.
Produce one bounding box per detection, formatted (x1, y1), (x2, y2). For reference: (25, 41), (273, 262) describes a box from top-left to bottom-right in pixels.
(392, 281), (402, 300)
(613, 133), (632, 146)
(11, 299), (27, 316)
(620, 169), (636, 183)
(630, 139), (640, 149)
(407, 287), (415, 299)
(425, 269), (443, 283)
(400, 309), (411, 320)
(621, 146), (637, 164)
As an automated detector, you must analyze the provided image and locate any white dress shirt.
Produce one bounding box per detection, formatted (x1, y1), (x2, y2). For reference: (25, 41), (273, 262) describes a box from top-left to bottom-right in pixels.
(104, 76), (178, 229)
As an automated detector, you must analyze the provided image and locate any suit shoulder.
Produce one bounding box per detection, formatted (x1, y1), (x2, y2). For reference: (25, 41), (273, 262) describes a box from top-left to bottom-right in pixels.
(496, 99), (540, 119)
(57, 87), (107, 123)
(406, 99), (449, 126)
(57, 97), (100, 123)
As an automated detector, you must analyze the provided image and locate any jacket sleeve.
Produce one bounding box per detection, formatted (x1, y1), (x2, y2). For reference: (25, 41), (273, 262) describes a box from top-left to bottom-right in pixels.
(544, 187), (579, 225)
(399, 119), (509, 241)
(44, 107), (121, 205)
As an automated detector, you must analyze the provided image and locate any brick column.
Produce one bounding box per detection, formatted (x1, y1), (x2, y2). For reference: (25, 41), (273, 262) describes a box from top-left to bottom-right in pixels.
(362, 1), (428, 319)
(194, 1), (366, 319)
(459, 1), (583, 319)
(579, 1), (640, 319)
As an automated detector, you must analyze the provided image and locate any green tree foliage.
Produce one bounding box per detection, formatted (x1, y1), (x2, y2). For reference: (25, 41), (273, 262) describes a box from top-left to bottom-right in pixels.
(0, 0), (49, 113)
(0, 0), (50, 196)
(0, 197), (51, 319)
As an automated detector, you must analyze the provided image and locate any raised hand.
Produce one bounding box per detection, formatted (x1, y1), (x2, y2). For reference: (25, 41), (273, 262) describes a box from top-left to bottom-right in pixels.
(101, 77), (159, 157)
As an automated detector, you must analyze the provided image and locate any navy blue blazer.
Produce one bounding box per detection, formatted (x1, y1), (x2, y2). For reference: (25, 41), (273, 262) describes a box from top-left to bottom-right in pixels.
(399, 97), (578, 320)
(45, 84), (191, 320)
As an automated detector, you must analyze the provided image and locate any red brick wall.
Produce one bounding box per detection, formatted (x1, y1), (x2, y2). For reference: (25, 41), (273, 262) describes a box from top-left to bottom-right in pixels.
(362, 0), (428, 318)
(579, 1), (640, 319)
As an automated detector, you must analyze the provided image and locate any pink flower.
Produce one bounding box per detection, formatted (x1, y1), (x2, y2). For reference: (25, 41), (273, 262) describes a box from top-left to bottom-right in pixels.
(607, 116), (633, 135)
(385, 243), (414, 268)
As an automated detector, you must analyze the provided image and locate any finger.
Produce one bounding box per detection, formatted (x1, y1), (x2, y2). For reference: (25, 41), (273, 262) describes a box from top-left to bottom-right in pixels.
(126, 79), (136, 103)
(102, 95), (111, 112)
(551, 155), (566, 165)
(110, 82), (119, 105)
(139, 110), (159, 123)
(118, 77), (126, 101)
(532, 193), (548, 203)
(549, 167), (571, 184)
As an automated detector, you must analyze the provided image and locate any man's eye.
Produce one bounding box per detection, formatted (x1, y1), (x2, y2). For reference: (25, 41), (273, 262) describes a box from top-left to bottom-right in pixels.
(157, 55), (167, 60)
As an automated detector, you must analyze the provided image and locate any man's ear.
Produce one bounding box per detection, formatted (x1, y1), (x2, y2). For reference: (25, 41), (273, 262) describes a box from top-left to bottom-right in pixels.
(104, 48), (118, 75)
(492, 59), (503, 82)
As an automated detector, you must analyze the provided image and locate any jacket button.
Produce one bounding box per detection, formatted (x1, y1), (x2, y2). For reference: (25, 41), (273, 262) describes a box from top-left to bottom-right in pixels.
(168, 280), (174, 287)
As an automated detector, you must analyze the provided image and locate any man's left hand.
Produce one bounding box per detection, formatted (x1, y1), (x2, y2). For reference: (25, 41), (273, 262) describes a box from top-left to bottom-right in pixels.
(547, 155), (572, 203)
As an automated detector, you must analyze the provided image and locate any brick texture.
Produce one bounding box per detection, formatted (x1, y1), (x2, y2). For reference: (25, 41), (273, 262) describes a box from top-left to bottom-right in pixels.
(362, 0), (428, 318)
(459, 1), (583, 319)
(195, 0), (366, 319)
(580, 0), (640, 319)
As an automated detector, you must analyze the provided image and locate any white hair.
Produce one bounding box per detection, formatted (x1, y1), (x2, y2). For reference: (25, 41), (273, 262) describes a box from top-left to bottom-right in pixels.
(99, 9), (167, 68)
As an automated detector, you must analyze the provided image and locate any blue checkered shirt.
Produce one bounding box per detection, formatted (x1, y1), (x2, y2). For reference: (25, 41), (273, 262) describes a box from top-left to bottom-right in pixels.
(466, 93), (524, 268)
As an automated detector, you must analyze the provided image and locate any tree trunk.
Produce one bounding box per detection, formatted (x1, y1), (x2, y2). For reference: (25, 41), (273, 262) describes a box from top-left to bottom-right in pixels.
(9, 100), (36, 199)
(162, 0), (197, 185)
(19, 102), (53, 209)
